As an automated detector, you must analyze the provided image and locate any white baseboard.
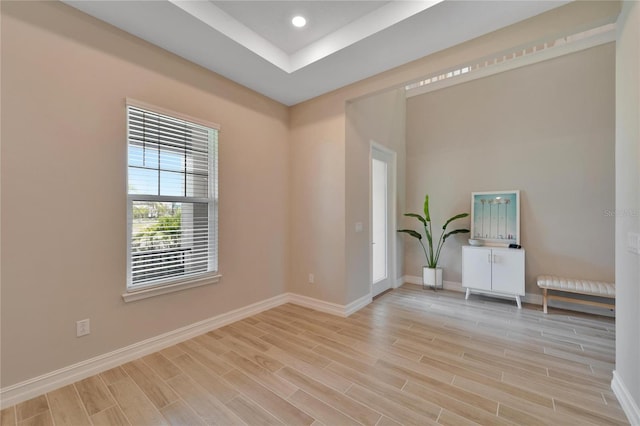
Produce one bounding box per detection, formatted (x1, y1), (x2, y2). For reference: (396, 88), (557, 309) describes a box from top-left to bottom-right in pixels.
(344, 293), (373, 316)
(394, 276), (404, 288)
(287, 292), (371, 317)
(3, 278), (618, 409)
(401, 276), (615, 316)
(612, 370), (640, 425)
(0, 291), (370, 409)
(525, 290), (614, 317)
(403, 274), (421, 285)
(402, 275), (463, 292)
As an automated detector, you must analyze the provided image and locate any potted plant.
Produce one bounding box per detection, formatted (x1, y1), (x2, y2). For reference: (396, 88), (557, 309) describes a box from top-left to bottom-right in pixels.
(398, 194), (470, 290)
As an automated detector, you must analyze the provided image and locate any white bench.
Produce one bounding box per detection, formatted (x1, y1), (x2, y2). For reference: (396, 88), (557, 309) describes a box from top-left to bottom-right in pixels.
(536, 275), (615, 314)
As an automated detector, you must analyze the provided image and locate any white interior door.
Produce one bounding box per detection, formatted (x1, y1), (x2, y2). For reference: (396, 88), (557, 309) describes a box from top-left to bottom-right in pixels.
(371, 145), (395, 297)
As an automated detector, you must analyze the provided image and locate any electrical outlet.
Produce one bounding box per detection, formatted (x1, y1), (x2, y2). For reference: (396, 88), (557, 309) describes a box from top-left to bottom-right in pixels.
(76, 319), (90, 337)
(308, 273), (315, 284)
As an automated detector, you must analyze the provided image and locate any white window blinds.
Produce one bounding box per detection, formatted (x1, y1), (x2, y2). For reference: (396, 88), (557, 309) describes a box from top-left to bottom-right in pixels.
(126, 101), (218, 290)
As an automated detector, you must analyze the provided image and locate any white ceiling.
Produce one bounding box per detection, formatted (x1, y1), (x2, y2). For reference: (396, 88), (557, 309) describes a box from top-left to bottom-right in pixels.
(212, 1), (393, 55)
(63, 0), (570, 106)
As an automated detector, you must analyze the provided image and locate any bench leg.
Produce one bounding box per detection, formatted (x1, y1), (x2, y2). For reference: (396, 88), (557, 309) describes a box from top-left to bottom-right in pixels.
(515, 295), (522, 309)
(543, 288), (548, 314)
(465, 288), (471, 300)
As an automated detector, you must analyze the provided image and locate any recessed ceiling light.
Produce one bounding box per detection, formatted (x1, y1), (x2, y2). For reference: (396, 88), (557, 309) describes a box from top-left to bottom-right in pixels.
(291, 15), (307, 28)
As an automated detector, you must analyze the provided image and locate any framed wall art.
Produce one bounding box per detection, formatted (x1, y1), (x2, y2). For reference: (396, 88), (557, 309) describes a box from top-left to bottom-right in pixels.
(471, 190), (520, 246)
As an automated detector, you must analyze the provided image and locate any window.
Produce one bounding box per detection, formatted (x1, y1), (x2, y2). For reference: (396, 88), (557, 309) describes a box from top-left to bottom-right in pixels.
(126, 100), (219, 297)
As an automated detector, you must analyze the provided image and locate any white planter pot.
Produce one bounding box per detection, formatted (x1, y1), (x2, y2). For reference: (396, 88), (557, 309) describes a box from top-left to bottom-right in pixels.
(423, 267), (443, 290)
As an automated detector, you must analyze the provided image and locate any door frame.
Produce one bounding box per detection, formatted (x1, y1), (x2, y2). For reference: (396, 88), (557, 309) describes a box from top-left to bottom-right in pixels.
(370, 141), (398, 296)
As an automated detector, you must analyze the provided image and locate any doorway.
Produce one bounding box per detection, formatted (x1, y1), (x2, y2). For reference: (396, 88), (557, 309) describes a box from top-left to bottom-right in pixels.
(371, 143), (396, 297)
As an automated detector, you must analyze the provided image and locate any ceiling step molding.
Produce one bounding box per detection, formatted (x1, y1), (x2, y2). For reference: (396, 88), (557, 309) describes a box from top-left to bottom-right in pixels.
(406, 23), (616, 98)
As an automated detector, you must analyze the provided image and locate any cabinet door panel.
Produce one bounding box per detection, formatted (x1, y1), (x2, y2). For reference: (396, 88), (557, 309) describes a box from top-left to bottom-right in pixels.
(491, 249), (525, 295)
(462, 247), (492, 291)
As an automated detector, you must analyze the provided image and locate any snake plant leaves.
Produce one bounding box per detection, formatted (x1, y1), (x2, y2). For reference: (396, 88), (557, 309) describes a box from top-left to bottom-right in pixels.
(397, 229), (422, 240)
(443, 228), (471, 241)
(404, 213), (426, 225)
(423, 194), (431, 222)
(442, 212), (469, 230)
(425, 226), (433, 248)
(399, 193), (470, 271)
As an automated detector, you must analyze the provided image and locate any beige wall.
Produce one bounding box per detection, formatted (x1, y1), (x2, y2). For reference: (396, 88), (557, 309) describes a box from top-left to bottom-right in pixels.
(615, 0), (640, 412)
(289, 1), (620, 305)
(0, 0), (625, 393)
(405, 44), (616, 293)
(288, 97), (347, 303)
(345, 89), (406, 301)
(1, 1), (290, 387)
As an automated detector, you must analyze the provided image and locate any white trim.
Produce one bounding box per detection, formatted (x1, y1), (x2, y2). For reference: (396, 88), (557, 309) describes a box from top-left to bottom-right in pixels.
(126, 101), (219, 294)
(403, 275), (422, 285)
(443, 280), (464, 292)
(0, 293), (287, 409)
(290, 1), (443, 72)
(126, 98), (220, 130)
(406, 25), (615, 98)
(0, 291), (372, 408)
(402, 275), (463, 292)
(370, 142), (398, 297)
(612, 370), (640, 425)
(522, 292), (542, 304)
(287, 293), (349, 317)
(122, 274), (222, 302)
(344, 293), (373, 316)
(7, 281), (621, 409)
(168, 0), (441, 74)
(402, 277), (615, 316)
(286, 292), (371, 317)
(525, 291), (614, 317)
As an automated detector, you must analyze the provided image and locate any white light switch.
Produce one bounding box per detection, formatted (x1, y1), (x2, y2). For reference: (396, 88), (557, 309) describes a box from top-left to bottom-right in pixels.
(355, 222), (363, 232)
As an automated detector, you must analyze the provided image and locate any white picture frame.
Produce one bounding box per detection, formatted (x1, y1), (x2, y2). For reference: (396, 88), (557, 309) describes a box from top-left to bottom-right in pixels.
(471, 190), (520, 246)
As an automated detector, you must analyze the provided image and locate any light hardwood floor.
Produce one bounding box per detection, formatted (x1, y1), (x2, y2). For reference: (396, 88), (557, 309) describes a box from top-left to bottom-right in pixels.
(0, 285), (628, 425)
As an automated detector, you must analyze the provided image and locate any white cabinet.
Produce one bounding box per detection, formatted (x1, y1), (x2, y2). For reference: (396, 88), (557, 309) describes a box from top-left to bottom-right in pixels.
(462, 246), (525, 308)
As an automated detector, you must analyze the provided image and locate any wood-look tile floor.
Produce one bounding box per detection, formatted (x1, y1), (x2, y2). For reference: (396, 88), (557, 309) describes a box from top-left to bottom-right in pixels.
(1, 285), (628, 425)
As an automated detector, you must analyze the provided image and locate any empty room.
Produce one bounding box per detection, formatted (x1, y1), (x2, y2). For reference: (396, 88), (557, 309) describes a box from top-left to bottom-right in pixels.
(1, 0), (639, 425)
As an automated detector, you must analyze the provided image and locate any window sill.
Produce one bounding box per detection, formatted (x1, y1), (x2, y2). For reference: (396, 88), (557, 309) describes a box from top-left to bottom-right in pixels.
(122, 273), (222, 303)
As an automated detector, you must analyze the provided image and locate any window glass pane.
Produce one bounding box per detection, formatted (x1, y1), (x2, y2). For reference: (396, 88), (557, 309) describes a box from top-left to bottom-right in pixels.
(182, 202), (210, 276)
(140, 145), (159, 169)
(131, 201), (209, 285)
(186, 173), (208, 198)
(128, 167), (158, 195)
(127, 104), (217, 289)
(160, 171), (185, 197)
(128, 145), (144, 168)
(189, 151), (208, 173)
(160, 150), (184, 172)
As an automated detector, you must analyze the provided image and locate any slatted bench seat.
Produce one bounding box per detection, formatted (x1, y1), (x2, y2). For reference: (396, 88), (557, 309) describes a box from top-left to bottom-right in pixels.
(537, 275), (615, 314)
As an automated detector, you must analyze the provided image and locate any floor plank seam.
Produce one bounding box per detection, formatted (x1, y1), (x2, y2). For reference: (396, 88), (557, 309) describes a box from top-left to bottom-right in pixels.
(71, 382), (93, 426)
(4, 287), (628, 425)
(43, 392), (55, 426)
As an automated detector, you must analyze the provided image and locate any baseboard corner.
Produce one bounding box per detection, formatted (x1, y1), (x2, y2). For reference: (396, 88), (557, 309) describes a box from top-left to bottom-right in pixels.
(612, 370), (640, 425)
(0, 292), (289, 409)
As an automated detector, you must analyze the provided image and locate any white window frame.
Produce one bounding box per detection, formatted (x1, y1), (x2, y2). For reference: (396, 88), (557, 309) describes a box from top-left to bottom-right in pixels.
(123, 98), (221, 302)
